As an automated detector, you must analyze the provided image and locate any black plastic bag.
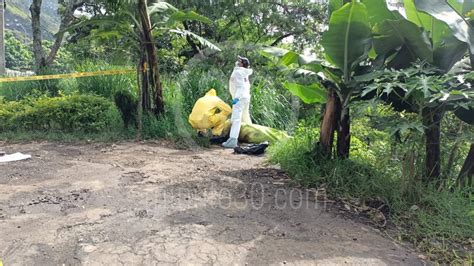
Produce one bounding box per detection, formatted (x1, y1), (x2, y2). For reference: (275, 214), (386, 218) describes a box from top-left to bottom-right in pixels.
(234, 142), (269, 155)
(209, 136), (228, 144)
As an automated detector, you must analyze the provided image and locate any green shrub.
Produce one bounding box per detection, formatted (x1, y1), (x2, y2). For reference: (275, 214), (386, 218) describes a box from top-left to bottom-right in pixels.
(268, 123), (397, 201)
(0, 95), (117, 133)
(269, 119), (473, 261)
(5, 31), (33, 70)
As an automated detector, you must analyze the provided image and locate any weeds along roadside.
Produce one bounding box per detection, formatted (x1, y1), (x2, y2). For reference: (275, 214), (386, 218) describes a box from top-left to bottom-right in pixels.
(268, 103), (474, 263)
(0, 62), (296, 144)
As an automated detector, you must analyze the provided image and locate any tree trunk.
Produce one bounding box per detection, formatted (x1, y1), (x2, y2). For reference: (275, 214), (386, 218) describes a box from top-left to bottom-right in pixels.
(422, 108), (443, 181)
(0, 0), (6, 75)
(136, 59), (144, 141)
(458, 144), (474, 187)
(31, 0), (85, 72)
(138, 0), (164, 115)
(318, 89), (339, 159)
(45, 7), (75, 66)
(139, 53), (151, 112)
(445, 122), (464, 177)
(30, 0), (46, 71)
(336, 106), (350, 159)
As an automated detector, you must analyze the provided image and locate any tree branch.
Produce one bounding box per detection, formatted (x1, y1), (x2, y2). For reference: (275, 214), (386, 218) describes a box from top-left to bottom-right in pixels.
(270, 31), (303, 46)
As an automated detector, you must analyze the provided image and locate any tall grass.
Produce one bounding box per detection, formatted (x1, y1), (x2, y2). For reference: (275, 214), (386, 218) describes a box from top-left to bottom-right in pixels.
(0, 61), (136, 101)
(269, 108), (474, 262)
(175, 66), (297, 131)
(75, 61), (137, 99)
(251, 76), (298, 131)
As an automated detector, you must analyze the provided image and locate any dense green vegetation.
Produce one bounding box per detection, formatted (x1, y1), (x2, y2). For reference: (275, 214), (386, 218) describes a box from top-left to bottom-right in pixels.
(1, 0), (473, 263)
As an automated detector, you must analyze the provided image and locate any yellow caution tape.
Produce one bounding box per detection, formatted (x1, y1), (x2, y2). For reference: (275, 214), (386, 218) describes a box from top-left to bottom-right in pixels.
(0, 69), (135, 83)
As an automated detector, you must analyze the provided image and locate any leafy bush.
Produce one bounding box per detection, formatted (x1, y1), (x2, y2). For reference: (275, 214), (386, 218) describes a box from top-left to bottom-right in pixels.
(43, 40), (75, 71)
(186, 41), (278, 74)
(0, 95), (117, 133)
(268, 123), (396, 200)
(269, 116), (473, 260)
(5, 31), (33, 70)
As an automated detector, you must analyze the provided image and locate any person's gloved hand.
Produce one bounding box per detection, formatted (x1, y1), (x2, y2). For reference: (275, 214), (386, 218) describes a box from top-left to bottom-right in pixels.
(232, 98), (240, 105)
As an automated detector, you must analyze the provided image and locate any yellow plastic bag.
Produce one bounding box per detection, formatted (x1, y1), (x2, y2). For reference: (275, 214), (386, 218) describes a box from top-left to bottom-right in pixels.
(188, 89), (232, 136)
(189, 89), (291, 144)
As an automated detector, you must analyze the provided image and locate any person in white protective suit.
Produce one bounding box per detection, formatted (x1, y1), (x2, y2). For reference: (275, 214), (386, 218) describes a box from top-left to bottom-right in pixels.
(222, 56), (254, 148)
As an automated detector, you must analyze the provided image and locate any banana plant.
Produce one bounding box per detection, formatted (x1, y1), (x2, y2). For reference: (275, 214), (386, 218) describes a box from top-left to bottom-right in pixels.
(262, 0), (376, 159)
(264, 0), (473, 180)
(375, 0), (474, 180)
(414, 0), (474, 63)
(67, 0), (221, 118)
(364, 63), (474, 180)
(325, 0), (473, 180)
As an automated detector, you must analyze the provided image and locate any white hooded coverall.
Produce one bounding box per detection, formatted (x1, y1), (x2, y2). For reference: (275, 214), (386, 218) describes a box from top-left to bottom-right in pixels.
(229, 66), (253, 139)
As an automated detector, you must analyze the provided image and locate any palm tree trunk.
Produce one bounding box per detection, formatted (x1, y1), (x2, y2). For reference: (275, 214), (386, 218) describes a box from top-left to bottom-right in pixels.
(138, 0), (164, 115)
(318, 89), (339, 159)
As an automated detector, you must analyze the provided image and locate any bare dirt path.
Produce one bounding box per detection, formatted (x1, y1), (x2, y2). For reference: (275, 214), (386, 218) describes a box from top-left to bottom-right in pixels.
(0, 141), (422, 265)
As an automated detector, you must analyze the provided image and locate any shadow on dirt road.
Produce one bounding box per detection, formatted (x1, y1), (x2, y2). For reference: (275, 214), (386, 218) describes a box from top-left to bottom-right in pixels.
(0, 142), (422, 265)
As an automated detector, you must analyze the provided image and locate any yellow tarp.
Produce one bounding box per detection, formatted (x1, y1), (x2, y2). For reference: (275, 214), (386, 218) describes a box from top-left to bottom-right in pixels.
(188, 89), (232, 136)
(188, 89), (291, 144)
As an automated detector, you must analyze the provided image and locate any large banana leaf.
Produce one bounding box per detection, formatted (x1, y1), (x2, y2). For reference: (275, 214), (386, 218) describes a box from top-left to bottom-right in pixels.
(329, 0), (343, 16)
(434, 36), (469, 72)
(414, 0), (474, 54)
(320, 2), (372, 83)
(169, 29), (221, 51)
(260, 48), (323, 75)
(362, 0), (402, 26)
(260, 47), (290, 59)
(278, 51), (318, 66)
(385, 0), (448, 48)
(455, 108), (474, 125)
(373, 19), (433, 63)
(148, 2), (178, 14)
(403, 0), (433, 30)
(283, 82), (327, 104)
(260, 47), (327, 104)
(447, 0), (474, 15)
(261, 47), (317, 66)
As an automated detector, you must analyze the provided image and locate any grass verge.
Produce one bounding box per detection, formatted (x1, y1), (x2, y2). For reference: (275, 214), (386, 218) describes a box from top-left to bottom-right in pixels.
(268, 125), (474, 263)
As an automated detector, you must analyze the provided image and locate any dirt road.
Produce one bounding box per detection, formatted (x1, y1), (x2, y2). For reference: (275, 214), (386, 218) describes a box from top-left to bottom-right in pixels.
(0, 141), (422, 265)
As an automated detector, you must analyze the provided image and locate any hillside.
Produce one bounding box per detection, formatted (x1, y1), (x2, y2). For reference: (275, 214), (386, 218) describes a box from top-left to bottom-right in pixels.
(4, 0), (60, 40)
